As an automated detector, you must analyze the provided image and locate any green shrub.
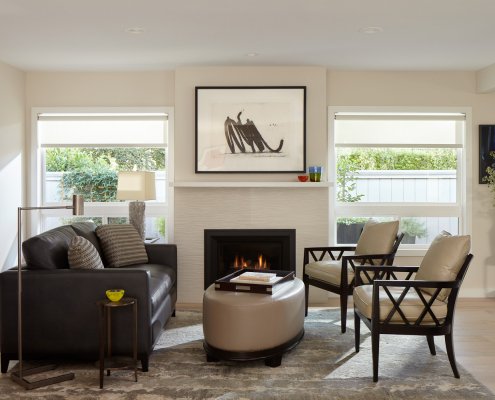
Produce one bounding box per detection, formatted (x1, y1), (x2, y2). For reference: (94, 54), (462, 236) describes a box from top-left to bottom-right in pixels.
(60, 168), (118, 202)
(340, 149), (456, 171)
(483, 151), (495, 205)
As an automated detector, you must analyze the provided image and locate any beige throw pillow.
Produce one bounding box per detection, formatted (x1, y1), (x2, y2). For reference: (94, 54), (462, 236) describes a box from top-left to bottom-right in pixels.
(68, 236), (104, 270)
(355, 219), (399, 255)
(96, 224), (148, 268)
(415, 231), (470, 301)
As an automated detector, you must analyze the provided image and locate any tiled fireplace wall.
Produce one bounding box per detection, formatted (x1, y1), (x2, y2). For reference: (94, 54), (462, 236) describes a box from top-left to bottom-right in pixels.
(174, 187), (329, 304)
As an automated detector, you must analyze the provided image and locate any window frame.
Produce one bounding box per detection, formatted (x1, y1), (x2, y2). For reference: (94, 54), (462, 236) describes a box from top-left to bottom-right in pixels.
(30, 106), (175, 242)
(328, 106), (472, 256)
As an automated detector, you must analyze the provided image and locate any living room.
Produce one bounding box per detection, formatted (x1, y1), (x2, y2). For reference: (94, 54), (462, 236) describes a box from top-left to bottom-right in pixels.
(1, 1), (495, 398)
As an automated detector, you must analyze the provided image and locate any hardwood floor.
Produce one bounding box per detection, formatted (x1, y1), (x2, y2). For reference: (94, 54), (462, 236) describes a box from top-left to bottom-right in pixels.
(437, 298), (495, 394)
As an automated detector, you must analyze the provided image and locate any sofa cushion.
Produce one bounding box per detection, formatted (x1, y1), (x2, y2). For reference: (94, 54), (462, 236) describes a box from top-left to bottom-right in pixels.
(123, 264), (176, 315)
(96, 224), (148, 268)
(22, 225), (77, 270)
(71, 221), (105, 262)
(68, 236), (104, 270)
(355, 219), (399, 256)
(415, 231), (470, 301)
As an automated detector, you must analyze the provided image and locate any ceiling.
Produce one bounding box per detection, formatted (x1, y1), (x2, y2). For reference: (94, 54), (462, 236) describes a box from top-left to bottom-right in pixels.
(1, 0), (495, 72)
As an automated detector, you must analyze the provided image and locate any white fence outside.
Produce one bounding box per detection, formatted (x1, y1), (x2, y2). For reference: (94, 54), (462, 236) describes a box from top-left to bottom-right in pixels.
(352, 170), (456, 203)
(340, 170), (458, 244)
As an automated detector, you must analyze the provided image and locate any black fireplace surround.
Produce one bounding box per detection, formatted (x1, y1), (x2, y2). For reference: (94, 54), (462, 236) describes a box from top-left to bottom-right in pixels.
(204, 229), (296, 289)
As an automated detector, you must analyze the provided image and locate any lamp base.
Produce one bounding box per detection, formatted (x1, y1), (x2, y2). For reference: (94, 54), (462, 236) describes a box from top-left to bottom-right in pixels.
(11, 364), (75, 390)
(129, 201), (146, 240)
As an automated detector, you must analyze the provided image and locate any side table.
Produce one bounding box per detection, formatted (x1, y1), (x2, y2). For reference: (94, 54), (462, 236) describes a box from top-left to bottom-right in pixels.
(96, 297), (138, 389)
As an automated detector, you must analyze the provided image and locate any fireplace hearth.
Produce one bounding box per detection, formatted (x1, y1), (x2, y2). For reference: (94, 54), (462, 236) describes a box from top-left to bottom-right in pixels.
(204, 229), (296, 289)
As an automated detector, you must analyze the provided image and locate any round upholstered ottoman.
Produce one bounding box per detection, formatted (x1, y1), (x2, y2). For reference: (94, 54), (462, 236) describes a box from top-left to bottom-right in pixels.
(202, 278), (305, 367)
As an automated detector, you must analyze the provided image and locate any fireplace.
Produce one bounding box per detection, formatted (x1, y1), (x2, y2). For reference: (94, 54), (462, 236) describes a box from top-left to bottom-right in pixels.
(204, 229), (296, 289)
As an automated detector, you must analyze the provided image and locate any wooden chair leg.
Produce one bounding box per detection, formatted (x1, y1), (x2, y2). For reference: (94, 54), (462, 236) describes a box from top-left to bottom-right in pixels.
(340, 293), (348, 333)
(354, 311), (360, 352)
(445, 333), (460, 379)
(372, 330), (380, 382)
(303, 277), (309, 317)
(426, 335), (436, 355)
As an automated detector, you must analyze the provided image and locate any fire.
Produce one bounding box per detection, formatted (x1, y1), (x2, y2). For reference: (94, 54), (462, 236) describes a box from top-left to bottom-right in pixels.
(233, 254), (269, 270)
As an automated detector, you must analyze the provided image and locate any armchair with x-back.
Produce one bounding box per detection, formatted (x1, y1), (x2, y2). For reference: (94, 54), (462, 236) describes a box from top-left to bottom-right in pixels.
(353, 231), (472, 382)
(303, 219), (404, 333)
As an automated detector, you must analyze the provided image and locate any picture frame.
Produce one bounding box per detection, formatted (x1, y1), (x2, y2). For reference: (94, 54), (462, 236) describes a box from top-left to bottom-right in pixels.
(195, 86), (306, 173)
(479, 125), (495, 184)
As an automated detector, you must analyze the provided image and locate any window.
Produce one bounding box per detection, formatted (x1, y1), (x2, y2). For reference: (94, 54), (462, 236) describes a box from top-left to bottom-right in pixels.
(32, 108), (173, 241)
(330, 108), (468, 250)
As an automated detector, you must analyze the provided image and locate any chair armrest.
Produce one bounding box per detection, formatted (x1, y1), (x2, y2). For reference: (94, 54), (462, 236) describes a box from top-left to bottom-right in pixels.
(373, 279), (460, 290)
(370, 279), (460, 326)
(354, 265), (419, 286)
(339, 254), (401, 287)
(303, 246), (356, 265)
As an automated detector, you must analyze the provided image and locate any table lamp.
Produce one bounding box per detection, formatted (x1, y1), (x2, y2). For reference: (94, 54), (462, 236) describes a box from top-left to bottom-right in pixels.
(116, 171), (156, 240)
(11, 194), (84, 390)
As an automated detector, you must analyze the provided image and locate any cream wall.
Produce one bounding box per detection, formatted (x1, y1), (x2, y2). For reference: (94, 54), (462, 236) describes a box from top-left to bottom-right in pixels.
(0, 61), (24, 271)
(26, 71), (175, 107)
(327, 70), (495, 297)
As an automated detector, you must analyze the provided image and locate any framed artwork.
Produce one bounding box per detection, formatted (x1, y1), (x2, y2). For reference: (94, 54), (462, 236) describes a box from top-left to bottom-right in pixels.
(195, 86), (306, 173)
(479, 125), (495, 184)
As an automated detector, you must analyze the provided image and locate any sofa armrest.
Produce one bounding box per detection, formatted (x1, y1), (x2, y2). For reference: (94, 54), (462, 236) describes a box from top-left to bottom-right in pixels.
(145, 243), (177, 271)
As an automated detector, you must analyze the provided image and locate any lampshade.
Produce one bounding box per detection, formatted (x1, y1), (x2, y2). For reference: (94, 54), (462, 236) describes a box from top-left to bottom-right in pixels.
(116, 171), (156, 201)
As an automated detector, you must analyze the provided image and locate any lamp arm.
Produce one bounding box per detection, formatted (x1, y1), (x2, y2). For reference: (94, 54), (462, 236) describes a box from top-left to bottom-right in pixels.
(19, 205), (74, 211)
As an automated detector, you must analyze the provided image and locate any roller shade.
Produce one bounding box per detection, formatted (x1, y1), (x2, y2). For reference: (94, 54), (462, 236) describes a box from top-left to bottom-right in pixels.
(38, 113), (167, 147)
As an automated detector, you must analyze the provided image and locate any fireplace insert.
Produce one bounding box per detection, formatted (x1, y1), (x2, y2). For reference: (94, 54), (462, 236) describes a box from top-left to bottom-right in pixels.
(204, 229), (296, 289)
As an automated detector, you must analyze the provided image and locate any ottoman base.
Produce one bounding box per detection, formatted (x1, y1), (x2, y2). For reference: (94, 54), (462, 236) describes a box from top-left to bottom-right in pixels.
(203, 328), (304, 367)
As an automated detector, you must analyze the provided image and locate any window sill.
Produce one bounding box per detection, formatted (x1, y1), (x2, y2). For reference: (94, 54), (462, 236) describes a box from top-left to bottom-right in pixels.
(396, 248), (428, 258)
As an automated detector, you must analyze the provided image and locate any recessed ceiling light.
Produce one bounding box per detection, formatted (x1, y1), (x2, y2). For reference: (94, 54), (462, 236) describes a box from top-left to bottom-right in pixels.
(246, 52), (259, 57)
(359, 26), (383, 34)
(125, 27), (145, 34)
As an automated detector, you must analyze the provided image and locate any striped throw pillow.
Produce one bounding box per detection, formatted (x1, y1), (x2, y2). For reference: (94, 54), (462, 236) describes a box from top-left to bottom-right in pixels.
(96, 224), (148, 268)
(68, 236), (104, 270)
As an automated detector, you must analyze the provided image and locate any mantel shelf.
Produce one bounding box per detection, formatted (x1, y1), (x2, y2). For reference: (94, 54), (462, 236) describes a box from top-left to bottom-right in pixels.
(171, 181), (332, 188)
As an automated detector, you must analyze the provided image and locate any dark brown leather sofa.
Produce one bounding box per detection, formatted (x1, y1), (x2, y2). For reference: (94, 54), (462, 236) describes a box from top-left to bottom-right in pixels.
(0, 222), (177, 373)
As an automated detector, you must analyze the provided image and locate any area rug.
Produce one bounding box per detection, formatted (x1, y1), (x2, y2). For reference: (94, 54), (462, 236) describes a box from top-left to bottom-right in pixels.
(0, 309), (493, 399)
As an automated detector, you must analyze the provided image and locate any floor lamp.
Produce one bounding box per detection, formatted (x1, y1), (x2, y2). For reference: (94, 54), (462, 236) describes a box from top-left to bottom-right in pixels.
(11, 194), (84, 390)
(116, 171), (156, 240)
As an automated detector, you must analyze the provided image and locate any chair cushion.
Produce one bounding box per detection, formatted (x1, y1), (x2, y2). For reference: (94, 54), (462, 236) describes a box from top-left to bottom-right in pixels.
(305, 260), (354, 285)
(353, 285), (448, 324)
(415, 231), (470, 301)
(68, 236), (104, 270)
(22, 225), (77, 270)
(96, 224), (148, 268)
(355, 219), (399, 256)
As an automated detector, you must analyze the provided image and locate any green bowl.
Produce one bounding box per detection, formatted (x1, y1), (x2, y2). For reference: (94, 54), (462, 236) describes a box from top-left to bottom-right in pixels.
(106, 289), (124, 302)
